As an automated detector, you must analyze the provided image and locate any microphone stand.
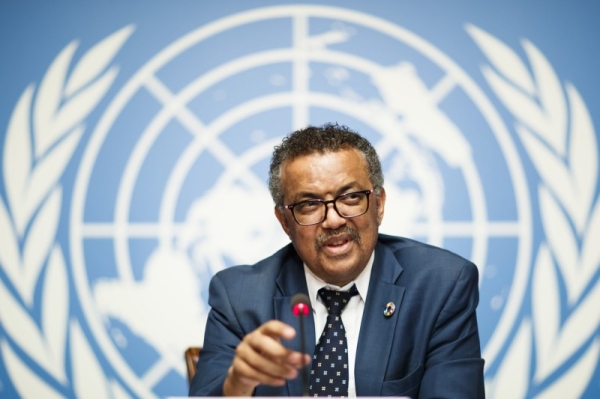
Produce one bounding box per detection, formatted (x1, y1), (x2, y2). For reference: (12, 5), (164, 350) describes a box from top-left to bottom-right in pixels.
(291, 294), (311, 397)
(298, 307), (309, 397)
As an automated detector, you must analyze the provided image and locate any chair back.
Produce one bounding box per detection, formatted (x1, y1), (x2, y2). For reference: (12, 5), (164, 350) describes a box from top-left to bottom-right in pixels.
(185, 346), (201, 385)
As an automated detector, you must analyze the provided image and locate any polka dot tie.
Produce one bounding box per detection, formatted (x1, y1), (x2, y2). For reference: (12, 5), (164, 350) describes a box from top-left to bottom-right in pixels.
(309, 285), (358, 397)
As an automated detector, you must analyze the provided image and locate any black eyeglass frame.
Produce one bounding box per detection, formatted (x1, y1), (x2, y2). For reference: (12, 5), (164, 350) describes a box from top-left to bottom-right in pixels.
(283, 189), (374, 226)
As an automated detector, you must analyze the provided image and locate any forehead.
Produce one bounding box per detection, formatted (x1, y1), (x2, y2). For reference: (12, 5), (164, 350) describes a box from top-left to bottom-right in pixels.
(280, 149), (371, 195)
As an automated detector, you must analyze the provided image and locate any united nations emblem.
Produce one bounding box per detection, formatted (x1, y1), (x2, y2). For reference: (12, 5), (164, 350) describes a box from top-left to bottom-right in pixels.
(0, 5), (598, 399)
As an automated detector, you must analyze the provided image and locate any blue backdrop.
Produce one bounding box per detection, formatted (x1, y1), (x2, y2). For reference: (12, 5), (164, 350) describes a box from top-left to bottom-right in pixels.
(1, 1), (599, 398)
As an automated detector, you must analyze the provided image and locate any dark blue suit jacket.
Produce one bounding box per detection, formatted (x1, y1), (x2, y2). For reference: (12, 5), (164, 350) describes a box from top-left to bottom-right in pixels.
(190, 235), (485, 398)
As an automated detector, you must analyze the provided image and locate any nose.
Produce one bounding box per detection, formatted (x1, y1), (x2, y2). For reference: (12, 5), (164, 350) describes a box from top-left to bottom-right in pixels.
(321, 202), (347, 229)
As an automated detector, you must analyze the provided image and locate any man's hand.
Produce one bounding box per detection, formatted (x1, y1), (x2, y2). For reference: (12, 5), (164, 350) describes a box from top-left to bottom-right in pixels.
(223, 320), (311, 396)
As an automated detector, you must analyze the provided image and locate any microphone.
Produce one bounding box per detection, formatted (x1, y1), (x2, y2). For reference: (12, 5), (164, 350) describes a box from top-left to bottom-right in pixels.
(291, 293), (310, 396)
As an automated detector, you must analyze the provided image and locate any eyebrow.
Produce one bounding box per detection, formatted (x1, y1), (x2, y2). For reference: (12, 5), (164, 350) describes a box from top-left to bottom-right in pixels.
(292, 182), (361, 202)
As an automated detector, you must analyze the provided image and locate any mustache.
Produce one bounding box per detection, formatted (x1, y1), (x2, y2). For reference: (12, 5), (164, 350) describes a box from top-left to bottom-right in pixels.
(315, 226), (361, 251)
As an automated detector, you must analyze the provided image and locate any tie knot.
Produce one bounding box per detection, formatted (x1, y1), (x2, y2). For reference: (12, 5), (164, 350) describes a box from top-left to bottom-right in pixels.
(318, 285), (358, 316)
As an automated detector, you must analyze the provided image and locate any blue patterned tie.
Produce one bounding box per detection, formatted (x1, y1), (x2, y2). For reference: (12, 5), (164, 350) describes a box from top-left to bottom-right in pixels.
(309, 285), (358, 397)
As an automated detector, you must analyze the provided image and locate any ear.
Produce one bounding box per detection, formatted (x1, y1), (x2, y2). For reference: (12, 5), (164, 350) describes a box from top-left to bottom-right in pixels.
(275, 206), (291, 237)
(376, 187), (386, 226)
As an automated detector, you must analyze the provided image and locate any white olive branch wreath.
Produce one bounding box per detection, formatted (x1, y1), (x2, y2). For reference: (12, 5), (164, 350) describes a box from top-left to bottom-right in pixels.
(467, 25), (600, 399)
(0, 26), (134, 399)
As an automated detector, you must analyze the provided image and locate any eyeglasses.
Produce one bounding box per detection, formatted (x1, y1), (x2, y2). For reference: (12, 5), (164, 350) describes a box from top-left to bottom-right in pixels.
(284, 189), (374, 226)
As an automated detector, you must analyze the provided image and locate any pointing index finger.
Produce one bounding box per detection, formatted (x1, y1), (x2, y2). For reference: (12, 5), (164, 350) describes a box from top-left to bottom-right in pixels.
(260, 320), (297, 341)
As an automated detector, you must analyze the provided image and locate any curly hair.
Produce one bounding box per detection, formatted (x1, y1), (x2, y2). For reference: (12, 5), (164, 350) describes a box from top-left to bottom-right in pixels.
(268, 123), (384, 207)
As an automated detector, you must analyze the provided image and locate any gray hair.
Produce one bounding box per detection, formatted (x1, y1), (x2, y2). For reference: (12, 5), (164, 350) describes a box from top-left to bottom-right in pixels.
(268, 123), (384, 207)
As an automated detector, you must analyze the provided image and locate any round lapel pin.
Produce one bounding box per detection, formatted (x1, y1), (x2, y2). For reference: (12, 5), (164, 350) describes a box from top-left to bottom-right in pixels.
(383, 302), (395, 317)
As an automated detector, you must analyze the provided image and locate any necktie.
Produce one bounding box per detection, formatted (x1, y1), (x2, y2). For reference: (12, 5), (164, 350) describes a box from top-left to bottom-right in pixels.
(309, 285), (358, 397)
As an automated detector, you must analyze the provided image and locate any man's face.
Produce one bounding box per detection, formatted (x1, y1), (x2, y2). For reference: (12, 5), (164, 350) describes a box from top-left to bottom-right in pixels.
(275, 148), (386, 286)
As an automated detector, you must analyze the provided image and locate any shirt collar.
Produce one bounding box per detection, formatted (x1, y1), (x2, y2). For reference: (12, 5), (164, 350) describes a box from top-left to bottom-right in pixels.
(304, 251), (374, 306)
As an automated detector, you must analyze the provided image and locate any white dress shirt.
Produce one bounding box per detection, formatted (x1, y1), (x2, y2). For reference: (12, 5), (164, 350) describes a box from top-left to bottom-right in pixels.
(304, 252), (374, 397)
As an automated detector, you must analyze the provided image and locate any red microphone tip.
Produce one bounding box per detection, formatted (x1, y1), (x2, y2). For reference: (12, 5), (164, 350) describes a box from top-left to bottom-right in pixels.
(292, 302), (309, 316)
(291, 293), (310, 316)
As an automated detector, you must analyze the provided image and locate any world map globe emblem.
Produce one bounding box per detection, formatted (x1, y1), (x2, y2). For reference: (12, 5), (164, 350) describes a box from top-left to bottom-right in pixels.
(68, 5), (532, 397)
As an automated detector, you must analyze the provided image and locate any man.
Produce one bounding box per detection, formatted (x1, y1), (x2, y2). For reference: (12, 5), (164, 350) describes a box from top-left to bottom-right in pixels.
(190, 124), (485, 398)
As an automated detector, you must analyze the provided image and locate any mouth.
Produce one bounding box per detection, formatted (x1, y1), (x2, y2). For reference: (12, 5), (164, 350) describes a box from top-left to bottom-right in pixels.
(316, 227), (361, 256)
(322, 236), (352, 256)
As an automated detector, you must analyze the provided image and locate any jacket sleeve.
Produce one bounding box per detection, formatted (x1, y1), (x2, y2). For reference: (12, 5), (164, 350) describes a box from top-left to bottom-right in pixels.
(189, 273), (243, 396)
(418, 261), (485, 398)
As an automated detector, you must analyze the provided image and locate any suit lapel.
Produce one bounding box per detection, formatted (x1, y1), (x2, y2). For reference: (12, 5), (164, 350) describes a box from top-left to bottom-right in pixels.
(273, 251), (315, 397)
(355, 242), (405, 396)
